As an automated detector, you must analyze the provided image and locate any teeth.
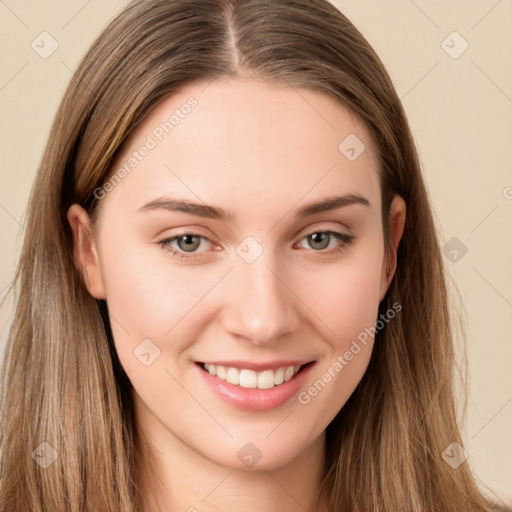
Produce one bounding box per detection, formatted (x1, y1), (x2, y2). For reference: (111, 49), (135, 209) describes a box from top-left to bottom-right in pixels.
(240, 369), (257, 388)
(257, 370), (275, 389)
(284, 366), (295, 381)
(226, 366), (240, 385)
(203, 363), (303, 389)
(274, 367), (284, 385)
(216, 365), (227, 380)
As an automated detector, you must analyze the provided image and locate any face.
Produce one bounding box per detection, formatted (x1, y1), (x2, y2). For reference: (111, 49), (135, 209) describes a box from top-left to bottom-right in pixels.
(68, 77), (405, 473)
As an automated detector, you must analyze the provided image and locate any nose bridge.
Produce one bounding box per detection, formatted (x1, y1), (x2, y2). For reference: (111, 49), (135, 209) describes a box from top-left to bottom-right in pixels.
(222, 239), (299, 345)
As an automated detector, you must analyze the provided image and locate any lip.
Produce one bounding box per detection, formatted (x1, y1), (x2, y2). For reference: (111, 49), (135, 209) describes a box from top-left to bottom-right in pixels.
(194, 361), (316, 411)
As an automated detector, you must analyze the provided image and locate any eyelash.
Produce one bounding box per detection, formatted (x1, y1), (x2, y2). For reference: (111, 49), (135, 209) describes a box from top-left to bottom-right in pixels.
(157, 229), (355, 261)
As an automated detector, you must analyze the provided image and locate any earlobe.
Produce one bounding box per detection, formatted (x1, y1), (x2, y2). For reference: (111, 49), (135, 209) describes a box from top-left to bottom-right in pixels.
(67, 204), (107, 300)
(379, 195), (406, 302)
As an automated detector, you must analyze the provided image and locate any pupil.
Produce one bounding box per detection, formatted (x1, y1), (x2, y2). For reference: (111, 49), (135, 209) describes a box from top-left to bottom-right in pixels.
(180, 235), (199, 252)
(311, 232), (328, 249)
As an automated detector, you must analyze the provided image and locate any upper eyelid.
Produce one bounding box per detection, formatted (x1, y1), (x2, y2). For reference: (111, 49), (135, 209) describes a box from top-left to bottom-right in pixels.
(162, 222), (351, 241)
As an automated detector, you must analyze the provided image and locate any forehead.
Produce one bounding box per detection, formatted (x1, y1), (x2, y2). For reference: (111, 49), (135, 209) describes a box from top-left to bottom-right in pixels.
(100, 77), (381, 222)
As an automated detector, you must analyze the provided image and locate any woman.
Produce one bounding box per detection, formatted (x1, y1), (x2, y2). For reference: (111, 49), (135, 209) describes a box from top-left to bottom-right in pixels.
(0, 0), (508, 511)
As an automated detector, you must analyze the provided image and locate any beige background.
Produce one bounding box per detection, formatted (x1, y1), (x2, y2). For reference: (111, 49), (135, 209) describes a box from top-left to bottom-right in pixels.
(1, 0), (511, 504)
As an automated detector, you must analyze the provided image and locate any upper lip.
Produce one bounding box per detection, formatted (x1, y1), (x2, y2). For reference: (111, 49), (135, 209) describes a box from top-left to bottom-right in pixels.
(196, 360), (315, 372)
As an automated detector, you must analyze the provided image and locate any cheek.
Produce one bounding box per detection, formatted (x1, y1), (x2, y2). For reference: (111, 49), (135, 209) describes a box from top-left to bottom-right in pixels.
(295, 244), (384, 411)
(300, 244), (385, 344)
(98, 242), (215, 369)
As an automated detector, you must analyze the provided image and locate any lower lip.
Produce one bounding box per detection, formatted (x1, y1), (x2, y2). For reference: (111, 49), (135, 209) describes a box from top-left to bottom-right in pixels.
(195, 362), (315, 412)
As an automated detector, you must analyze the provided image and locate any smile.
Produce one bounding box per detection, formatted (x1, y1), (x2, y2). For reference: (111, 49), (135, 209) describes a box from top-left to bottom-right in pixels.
(200, 362), (305, 390)
(194, 360), (316, 411)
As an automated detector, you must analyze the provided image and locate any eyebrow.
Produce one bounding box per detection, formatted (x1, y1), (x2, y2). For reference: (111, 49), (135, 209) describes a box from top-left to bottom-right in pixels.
(137, 193), (371, 222)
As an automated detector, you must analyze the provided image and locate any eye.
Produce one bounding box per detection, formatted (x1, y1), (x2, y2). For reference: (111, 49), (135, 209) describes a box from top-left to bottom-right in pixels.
(157, 229), (355, 261)
(157, 233), (215, 260)
(295, 230), (354, 255)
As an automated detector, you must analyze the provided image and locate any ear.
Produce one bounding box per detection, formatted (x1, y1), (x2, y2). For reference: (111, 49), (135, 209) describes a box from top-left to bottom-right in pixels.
(67, 204), (106, 300)
(379, 195), (406, 302)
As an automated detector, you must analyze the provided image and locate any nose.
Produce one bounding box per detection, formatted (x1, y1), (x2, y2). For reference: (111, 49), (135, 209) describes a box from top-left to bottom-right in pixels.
(220, 248), (300, 347)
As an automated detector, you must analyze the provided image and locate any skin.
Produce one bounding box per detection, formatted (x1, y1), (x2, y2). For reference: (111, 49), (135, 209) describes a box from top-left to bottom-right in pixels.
(68, 77), (406, 512)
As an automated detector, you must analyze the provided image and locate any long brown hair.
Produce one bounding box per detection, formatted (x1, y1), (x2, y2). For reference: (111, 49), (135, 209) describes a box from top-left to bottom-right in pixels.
(0, 1), (508, 511)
